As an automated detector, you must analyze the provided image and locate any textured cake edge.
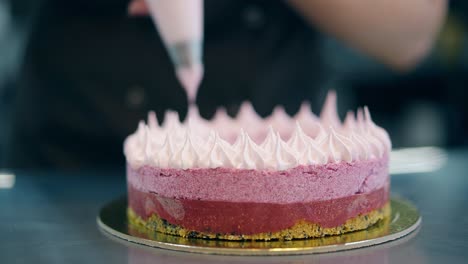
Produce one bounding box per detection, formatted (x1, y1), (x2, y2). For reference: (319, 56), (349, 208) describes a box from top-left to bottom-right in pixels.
(127, 202), (391, 241)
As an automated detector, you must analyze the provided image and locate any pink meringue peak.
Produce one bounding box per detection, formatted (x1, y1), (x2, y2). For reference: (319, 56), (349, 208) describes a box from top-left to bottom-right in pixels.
(124, 91), (391, 170)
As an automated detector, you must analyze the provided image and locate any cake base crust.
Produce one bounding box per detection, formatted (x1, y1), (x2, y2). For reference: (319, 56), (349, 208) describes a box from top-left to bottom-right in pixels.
(128, 203), (390, 241)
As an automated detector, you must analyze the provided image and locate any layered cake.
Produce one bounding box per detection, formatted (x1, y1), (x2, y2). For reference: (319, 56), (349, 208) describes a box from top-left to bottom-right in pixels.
(125, 92), (391, 240)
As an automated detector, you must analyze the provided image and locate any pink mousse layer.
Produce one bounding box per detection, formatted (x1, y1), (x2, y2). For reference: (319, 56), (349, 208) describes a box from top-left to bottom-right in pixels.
(127, 156), (388, 203)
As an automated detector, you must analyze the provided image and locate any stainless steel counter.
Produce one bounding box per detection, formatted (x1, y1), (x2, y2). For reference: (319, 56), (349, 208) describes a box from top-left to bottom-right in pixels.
(1, 149), (467, 263)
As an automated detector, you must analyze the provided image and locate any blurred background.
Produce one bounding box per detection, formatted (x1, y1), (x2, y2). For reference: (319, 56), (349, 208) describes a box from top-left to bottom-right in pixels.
(0, 0), (466, 169)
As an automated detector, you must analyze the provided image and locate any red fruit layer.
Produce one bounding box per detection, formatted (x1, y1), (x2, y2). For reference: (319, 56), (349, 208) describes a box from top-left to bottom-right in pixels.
(128, 183), (389, 235)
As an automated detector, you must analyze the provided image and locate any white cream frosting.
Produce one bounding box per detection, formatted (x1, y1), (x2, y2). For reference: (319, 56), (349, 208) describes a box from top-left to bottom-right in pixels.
(124, 91), (392, 170)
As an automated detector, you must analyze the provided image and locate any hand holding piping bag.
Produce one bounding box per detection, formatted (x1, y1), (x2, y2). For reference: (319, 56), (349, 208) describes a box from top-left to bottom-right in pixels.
(129, 0), (204, 105)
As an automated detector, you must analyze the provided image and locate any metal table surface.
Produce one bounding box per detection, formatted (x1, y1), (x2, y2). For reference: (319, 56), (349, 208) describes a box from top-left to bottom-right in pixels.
(1, 149), (467, 264)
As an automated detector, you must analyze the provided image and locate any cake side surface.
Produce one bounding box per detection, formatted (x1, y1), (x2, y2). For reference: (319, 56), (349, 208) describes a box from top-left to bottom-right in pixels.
(127, 201), (390, 241)
(127, 156), (388, 203)
(124, 92), (392, 240)
(128, 180), (389, 236)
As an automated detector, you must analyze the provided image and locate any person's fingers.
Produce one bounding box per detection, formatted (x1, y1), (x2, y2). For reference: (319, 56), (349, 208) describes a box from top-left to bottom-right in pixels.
(128, 0), (150, 16)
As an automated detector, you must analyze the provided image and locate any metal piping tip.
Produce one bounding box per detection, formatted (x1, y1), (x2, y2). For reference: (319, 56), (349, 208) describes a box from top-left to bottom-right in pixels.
(167, 40), (203, 68)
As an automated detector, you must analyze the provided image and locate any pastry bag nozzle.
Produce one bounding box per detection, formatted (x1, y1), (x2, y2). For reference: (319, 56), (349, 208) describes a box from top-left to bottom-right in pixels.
(145, 0), (204, 105)
(166, 39), (203, 105)
(176, 63), (203, 105)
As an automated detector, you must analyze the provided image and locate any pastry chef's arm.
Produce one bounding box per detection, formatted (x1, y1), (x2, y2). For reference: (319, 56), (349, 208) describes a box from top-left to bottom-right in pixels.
(287, 0), (448, 71)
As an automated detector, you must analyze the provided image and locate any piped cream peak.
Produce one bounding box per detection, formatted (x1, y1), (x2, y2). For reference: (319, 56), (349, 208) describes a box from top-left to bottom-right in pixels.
(124, 91), (391, 170)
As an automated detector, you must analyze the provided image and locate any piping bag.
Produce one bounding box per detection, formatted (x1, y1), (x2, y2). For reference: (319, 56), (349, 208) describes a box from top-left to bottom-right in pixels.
(145, 0), (204, 104)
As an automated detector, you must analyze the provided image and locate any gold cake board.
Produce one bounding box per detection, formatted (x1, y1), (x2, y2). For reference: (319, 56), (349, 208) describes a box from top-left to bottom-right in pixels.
(97, 196), (421, 256)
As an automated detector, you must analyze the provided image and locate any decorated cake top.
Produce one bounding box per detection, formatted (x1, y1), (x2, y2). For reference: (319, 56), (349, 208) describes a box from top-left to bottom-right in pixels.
(124, 91), (391, 170)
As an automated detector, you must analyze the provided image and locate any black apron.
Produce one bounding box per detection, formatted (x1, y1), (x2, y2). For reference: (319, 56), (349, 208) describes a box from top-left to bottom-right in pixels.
(7, 0), (325, 168)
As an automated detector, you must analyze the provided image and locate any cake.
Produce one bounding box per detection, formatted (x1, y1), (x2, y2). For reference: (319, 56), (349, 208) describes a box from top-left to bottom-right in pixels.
(124, 91), (391, 241)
